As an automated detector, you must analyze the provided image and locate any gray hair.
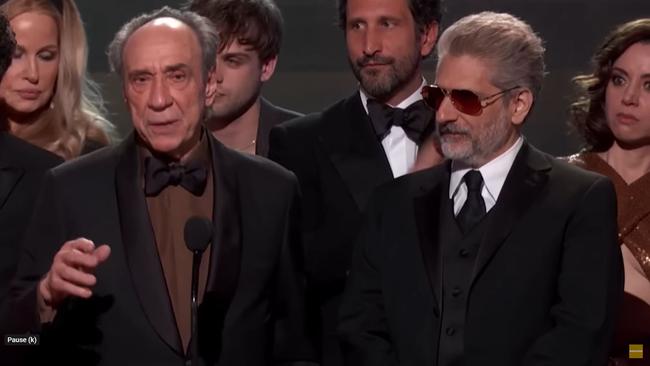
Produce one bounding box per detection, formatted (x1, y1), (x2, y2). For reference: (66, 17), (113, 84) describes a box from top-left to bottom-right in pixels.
(437, 11), (546, 99)
(107, 6), (219, 80)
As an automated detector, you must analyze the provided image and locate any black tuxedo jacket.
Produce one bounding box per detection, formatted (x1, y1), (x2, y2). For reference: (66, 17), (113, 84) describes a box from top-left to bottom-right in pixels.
(269, 93), (393, 365)
(339, 143), (623, 366)
(0, 133), (62, 309)
(256, 98), (302, 157)
(7, 134), (314, 365)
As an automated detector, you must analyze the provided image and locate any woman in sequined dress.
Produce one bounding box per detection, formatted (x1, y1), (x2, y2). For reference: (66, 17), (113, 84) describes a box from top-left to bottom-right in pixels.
(568, 18), (650, 364)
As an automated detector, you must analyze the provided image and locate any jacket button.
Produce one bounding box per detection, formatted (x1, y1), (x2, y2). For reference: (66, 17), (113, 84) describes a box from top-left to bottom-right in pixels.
(446, 327), (455, 336)
(452, 286), (462, 297)
(459, 248), (469, 257)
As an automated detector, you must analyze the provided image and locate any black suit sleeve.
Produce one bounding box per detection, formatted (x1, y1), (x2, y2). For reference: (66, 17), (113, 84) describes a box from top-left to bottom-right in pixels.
(1, 172), (66, 365)
(5, 171), (66, 334)
(270, 123), (351, 290)
(272, 180), (318, 365)
(337, 192), (398, 366)
(523, 176), (623, 366)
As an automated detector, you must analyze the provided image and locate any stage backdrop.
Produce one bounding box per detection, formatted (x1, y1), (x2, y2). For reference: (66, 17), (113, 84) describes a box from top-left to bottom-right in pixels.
(78, 0), (649, 155)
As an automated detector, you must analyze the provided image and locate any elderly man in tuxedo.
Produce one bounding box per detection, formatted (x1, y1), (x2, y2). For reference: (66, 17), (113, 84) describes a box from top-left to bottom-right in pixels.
(7, 7), (313, 366)
(338, 12), (623, 366)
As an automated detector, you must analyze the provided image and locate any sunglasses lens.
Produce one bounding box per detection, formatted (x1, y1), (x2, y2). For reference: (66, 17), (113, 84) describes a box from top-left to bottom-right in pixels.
(450, 89), (482, 115)
(422, 85), (445, 110)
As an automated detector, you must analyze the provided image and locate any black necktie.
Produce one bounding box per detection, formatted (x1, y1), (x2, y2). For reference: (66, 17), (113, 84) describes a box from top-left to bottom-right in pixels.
(456, 170), (486, 233)
(367, 99), (433, 143)
(144, 156), (208, 197)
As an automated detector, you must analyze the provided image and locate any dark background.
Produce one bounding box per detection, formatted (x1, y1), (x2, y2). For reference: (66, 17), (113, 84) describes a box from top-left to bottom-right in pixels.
(78, 0), (650, 155)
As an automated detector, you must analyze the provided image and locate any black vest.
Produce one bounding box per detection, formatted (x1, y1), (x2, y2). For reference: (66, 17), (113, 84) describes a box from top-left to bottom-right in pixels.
(437, 194), (494, 366)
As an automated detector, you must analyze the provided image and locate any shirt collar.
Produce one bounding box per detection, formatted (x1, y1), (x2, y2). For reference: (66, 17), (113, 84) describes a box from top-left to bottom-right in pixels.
(448, 136), (524, 201)
(359, 78), (426, 114)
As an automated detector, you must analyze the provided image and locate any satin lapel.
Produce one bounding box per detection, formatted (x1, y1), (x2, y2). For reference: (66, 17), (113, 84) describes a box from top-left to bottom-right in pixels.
(322, 94), (393, 210)
(114, 135), (183, 355)
(256, 98), (277, 157)
(471, 143), (551, 286)
(0, 166), (23, 210)
(0, 134), (25, 210)
(205, 135), (241, 302)
(197, 136), (243, 363)
(413, 166), (449, 315)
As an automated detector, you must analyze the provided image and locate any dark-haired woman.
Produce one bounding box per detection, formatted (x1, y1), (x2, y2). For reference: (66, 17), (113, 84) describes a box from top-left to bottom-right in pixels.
(568, 18), (650, 364)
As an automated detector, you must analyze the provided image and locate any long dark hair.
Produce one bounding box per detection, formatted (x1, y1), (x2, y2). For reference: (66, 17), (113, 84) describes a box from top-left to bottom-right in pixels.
(570, 18), (650, 152)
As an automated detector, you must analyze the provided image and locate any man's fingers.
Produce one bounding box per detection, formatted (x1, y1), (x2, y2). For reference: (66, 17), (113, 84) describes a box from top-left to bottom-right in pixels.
(43, 239), (107, 307)
(60, 248), (99, 270)
(57, 265), (97, 287)
(65, 238), (96, 253)
(93, 245), (111, 264)
(50, 276), (92, 299)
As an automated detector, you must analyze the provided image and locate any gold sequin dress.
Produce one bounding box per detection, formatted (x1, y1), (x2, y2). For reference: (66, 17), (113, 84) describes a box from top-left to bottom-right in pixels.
(567, 152), (650, 361)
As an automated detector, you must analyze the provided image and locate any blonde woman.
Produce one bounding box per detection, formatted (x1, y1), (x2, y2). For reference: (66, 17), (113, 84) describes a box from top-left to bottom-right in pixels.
(0, 0), (113, 159)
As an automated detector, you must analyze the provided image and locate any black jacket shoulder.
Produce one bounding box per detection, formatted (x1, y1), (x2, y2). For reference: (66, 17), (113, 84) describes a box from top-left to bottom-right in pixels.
(1, 133), (62, 170)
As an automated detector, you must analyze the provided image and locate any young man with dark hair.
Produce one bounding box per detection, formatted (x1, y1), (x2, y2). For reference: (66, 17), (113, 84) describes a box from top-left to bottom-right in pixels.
(187, 0), (301, 156)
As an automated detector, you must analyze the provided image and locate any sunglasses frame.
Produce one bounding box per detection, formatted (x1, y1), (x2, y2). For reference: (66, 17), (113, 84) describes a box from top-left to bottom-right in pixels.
(422, 84), (521, 116)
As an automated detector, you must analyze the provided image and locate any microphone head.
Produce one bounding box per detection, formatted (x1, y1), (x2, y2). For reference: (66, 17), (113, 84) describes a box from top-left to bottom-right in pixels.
(184, 216), (213, 254)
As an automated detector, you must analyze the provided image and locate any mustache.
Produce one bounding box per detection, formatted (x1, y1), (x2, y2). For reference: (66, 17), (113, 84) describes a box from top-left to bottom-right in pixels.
(438, 123), (470, 136)
(356, 54), (394, 67)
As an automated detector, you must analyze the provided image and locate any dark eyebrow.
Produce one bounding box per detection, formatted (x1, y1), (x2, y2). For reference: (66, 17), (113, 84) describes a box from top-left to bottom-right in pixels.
(611, 67), (629, 76)
(164, 63), (190, 73)
(221, 51), (251, 59)
(378, 15), (400, 23)
(347, 16), (366, 25)
(612, 67), (650, 79)
(127, 69), (151, 80)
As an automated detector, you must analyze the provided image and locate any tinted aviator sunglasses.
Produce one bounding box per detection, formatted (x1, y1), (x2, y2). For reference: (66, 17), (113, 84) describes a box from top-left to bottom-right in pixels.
(421, 84), (521, 116)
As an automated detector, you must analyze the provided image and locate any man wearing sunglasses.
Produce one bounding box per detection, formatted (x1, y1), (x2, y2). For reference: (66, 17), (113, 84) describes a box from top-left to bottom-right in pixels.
(268, 0), (441, 364)
(339, 12), (623, 366)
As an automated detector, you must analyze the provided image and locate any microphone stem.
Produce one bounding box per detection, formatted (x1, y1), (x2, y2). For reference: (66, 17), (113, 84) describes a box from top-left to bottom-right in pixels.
(190, 251), (201, 365)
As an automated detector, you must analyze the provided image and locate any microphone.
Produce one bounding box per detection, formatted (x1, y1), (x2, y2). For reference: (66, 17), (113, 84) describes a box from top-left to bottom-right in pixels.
(184, 216), (212, 254)
(184, 216), (213, 365)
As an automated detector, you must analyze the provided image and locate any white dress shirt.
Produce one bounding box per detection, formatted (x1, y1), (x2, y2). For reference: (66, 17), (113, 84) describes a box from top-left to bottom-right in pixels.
(448, 137), (524, 216)
(359, 80), (426, 178)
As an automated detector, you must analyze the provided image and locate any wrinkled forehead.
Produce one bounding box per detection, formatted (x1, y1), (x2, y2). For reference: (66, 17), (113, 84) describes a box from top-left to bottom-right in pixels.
(123, 18), (202, 72)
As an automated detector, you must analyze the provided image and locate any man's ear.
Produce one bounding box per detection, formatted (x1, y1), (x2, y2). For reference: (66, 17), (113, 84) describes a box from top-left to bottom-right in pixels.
(260, 55), (278, 83)
(510, 88), (534, 126)
(420, 23), (439, 58)
(204, 67), (218, 106)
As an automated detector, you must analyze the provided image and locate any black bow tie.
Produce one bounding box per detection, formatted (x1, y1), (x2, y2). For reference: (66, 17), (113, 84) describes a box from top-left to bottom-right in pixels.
(367, 99), (433, 143)
(144, 156), (208, 197)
